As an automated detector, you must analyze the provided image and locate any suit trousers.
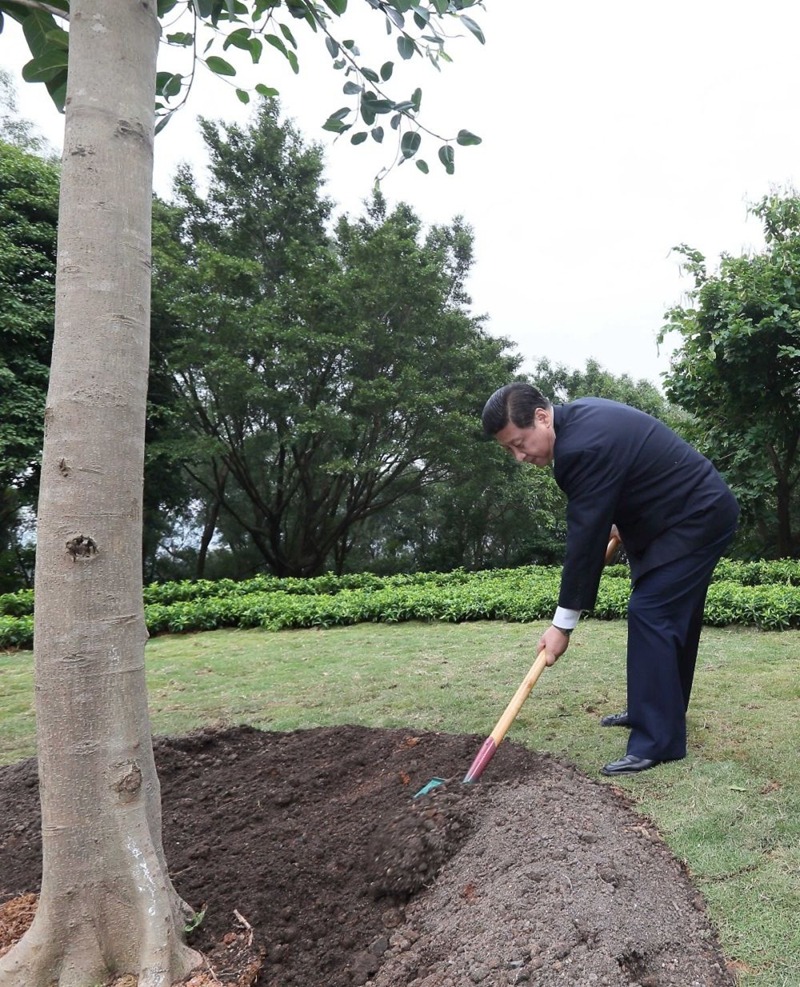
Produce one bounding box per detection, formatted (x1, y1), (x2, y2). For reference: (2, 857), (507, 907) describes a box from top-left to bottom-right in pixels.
(624, 526), (737, 762)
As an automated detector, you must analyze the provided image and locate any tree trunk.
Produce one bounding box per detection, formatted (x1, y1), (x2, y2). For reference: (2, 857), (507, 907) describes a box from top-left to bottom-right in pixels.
(196, 465), (227, 579)
(775, 474), (793, 557)
(0, 3), (201, 985)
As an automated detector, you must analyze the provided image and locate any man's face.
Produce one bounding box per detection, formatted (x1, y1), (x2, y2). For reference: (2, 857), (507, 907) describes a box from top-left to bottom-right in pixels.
(494, 409), (555, 466)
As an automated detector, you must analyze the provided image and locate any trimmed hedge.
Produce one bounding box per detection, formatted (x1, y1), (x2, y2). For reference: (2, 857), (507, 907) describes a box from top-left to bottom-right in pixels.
(2, 560), (800, 651)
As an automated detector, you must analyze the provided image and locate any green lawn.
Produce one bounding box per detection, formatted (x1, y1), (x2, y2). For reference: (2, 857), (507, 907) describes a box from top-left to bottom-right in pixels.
(1, 619), (798, 985)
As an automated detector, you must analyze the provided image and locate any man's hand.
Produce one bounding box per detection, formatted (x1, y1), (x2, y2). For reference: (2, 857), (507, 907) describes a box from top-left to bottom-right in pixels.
(537, 625), (571, 666)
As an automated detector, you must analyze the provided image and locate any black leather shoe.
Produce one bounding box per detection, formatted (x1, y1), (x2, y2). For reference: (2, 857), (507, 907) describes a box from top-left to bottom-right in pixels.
(600, 710), (631, 727)
(601, 754), (660, 776)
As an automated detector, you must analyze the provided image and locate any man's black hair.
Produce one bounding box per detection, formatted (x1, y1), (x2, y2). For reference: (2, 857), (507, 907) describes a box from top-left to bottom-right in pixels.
(481, 383), (551, 436)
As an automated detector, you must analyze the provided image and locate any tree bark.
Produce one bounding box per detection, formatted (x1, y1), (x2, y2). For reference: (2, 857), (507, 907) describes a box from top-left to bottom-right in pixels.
(0, 3), (201, 985)
(196, 463), (227, 578)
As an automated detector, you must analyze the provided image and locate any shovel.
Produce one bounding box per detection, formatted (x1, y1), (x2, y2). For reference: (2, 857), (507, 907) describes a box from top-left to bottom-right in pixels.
(414, 647), (548, 797)
(415, 533), (622, 798)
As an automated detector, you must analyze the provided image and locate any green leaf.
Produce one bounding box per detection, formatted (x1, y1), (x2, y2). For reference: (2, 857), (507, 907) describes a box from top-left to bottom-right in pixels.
(249, 37), (264, 63)
(21, 49), (67, 85)
(350, 131), (368, 145)
(155, 109), (177, 135)
(284, 0), (308, 16)
(325, 36), (340, 58)
(253, 0), (283, 14)
(411, 87), (422, 112)
(279, 22), (298, 49)
(265, 33), (289, 57)
(400, 131), (421, 159)
(222, 26), (253, 50)
(322, 0), (348, 12)
(255, 83), (280, 98)
(236, 88), (251, 104)
(343, 81), (362, 95)
(19, 8), (58, 57)
(385, 6), (404, 29)
(327, 106), (352, 122)
(361, 93), (393, 115)
(412, 6), (430, 27)
(221, 25), (263, 64)
(183, 904), (207, 934)
(456, 129), (481, 146)
(156, 72), (183, 98)
(47, 75), (67, 114)
(322, 116), (350, 134)
(205, 55), (237, 77)
(166, 32), (195, 46)
(460, 14), (485, 44)
(380, 61), (394, 81)
(397, 35), (416, 60)
(45, 27), (68, 49)
(438, 144), (455, 175)
(371, 126), (384, 143)
(361, 67), (380, 84)
(416, 159), (429, 174)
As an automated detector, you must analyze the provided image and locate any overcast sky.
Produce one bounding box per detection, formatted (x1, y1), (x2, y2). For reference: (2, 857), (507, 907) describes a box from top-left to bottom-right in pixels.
(4, 1), (800, 388)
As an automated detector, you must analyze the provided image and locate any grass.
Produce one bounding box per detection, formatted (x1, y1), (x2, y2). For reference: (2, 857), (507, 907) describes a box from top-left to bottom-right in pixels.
(1, 619), (798, 985)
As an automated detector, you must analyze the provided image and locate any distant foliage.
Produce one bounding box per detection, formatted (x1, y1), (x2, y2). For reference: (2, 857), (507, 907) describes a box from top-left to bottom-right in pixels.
(660, 192), (800, 558)
(3, 560), (800, 649)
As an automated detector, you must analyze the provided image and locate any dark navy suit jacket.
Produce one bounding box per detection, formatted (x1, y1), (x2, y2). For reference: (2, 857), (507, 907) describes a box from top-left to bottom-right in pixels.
(552, 399), (739, 611)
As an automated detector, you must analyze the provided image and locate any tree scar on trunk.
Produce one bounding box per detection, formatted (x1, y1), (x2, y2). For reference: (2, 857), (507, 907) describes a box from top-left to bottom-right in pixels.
(65, 535), (98, 560)
(112, 762), (143, 801)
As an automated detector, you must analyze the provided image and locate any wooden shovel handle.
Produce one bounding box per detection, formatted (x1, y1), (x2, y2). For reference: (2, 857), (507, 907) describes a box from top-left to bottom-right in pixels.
(462, 534), (622, 786)
(462, 649), (548, 784)
(488, 647), (549, 747)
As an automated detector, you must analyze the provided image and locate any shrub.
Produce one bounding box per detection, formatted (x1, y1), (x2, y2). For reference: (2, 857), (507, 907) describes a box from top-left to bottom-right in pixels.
(3, 560), (798, 651)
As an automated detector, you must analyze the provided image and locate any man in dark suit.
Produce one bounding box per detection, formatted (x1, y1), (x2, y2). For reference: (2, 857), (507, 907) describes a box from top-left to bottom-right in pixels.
(481, 382), (739, 775)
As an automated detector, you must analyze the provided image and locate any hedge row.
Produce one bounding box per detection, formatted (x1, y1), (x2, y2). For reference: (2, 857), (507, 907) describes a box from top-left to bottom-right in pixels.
(4, 557), (800, 620)
(2, 563), (799, 650)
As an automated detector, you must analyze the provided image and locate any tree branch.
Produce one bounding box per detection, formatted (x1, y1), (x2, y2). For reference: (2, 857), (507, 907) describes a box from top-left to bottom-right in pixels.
(3, 0), (69, 20)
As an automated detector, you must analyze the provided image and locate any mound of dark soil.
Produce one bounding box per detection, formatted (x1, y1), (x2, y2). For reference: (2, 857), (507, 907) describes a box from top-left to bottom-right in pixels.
(0, 725), (735, 986)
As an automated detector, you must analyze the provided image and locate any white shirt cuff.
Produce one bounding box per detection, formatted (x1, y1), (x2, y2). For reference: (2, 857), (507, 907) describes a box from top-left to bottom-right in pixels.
(553, 607), (581, 631)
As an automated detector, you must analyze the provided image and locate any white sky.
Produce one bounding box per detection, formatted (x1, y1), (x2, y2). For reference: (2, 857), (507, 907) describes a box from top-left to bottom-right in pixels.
(4, 1), (800, 388)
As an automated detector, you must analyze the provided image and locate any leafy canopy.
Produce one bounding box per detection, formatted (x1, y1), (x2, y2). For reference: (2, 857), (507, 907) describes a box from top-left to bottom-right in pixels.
(0, 0), (485, 175)
(0, 138), (58, 493)
(149, 100), (510, 577)
(659, 192), (800, 557)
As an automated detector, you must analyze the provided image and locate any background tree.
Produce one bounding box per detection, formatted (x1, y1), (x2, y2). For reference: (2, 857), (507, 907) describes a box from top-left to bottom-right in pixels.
(351, 457), (567, 572)
(151, 108), (518, 576)
(0, 2), (488, 982)
(0, 137), (58, 590)
(342, 359), (676, 572)
(531, 356), (671, 418)
(660, 192), (800, 558)
(0, 68), (49, 152)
